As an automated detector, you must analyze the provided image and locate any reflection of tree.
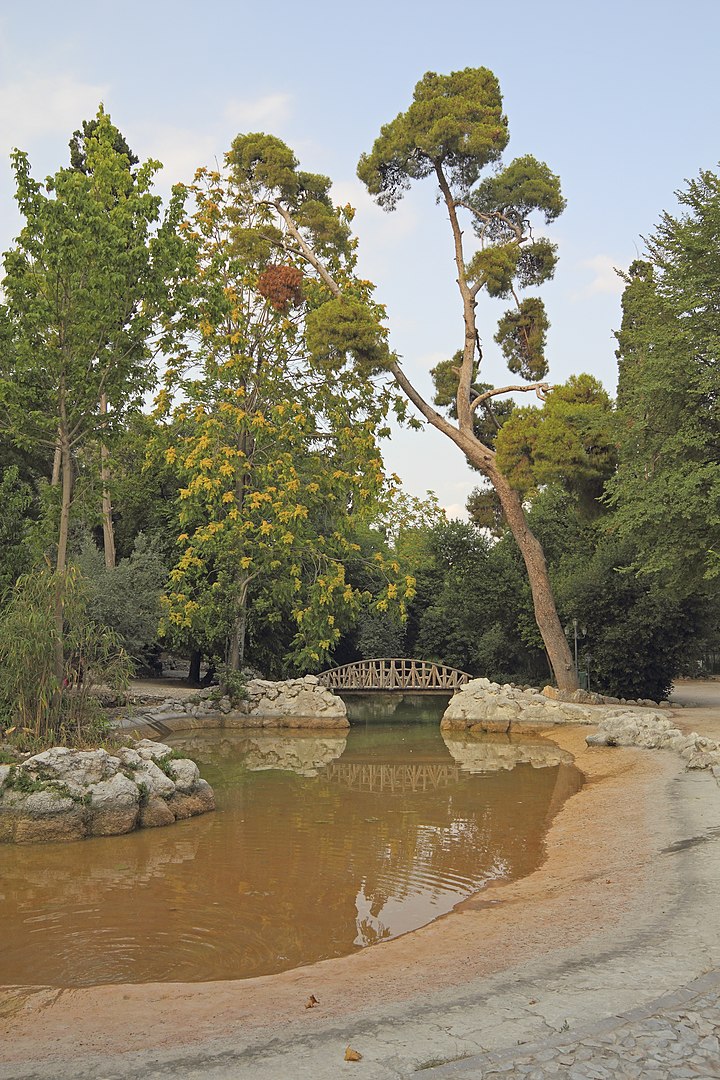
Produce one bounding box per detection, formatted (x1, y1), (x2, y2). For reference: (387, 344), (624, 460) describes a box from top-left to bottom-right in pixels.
(354, 881), (391, 946)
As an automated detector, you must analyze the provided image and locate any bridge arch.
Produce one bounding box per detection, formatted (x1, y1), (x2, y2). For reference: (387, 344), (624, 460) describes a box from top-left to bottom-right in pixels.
(317, 658), (473, 693)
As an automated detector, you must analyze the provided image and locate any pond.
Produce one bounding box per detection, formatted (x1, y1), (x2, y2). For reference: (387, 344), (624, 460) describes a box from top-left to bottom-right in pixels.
(0, 710), (581, 988)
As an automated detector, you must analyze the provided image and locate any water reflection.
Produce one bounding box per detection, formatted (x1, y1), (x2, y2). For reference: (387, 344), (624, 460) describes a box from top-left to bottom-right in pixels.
(325, 760), (461, 793)
(0, 724), (581, 988)
(442, 732), (574, 773)
(169, 731), (347, 777)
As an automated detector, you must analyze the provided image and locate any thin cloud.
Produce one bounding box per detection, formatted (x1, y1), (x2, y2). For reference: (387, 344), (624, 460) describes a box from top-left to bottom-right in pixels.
(580, 254), (626, 296)
(442, 502), (470, 521)
(223, 93), (292, 132)
(0, 74), (108, 151)
(132, 125), (220, 188)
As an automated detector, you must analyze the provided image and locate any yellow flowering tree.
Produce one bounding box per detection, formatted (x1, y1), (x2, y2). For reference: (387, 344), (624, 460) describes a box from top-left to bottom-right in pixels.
(159, 162), (412, 678)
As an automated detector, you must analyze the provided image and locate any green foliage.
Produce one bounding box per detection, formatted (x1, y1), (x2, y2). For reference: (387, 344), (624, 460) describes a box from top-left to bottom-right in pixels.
(468, 155), (566, 227)
(516, 239), (559, 289)
(608, 168), (720, 590)
(430, 353), (514, 450)
(465, 243), (519, 298)
(358, 67), (565, 407)
(227, 134), (354, 259)
(76, 534), (167, 667)
(159, 162), (408, 676)
(227, 132), (303, 200)
(406, 479), (701, 698)
(69, 116), (139, 174)
(494, 297), (550, 380)
(305, 295), (390, 373)
(0, 567), (131, 744)
(404, 519), (543, 679)
(3, 766), (50, 795)
(354, 608), (406, 660)
(106, 413), (183, 564)
(496, 374), (617, 512)
(152, 746), (199, 777)
(357, 67), (508, 209)
(554, 534), (703, 700)
(466, 486), (506, 536)
(1, 109), (165, 453)
(0, 466), (35, 599)
(211, 667), (248, 705)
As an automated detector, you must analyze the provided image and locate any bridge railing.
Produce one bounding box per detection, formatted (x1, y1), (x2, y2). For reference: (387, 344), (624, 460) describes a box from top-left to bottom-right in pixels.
(317, 658), (472, 692)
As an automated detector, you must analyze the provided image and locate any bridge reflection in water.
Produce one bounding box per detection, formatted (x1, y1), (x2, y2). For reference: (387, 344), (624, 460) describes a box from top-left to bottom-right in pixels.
(323, 761), (462, 794)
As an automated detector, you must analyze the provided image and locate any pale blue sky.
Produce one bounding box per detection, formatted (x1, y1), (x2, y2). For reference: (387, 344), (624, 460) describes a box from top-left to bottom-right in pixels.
(2, 1), (719, 515)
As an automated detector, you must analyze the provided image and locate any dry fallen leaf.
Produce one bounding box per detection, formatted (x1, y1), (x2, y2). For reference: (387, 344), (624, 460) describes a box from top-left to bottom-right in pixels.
(345, 1046), (363, 1061)
(305, 994), (320, 1009)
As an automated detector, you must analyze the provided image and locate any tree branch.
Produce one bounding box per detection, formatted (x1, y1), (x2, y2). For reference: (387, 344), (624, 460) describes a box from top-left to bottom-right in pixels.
(470, 381), (550, 413)
(433, 164), (477, 432)
(271, 202), (342, 299)
(454, 200), (526, 243)
(388, 358), (496, 469)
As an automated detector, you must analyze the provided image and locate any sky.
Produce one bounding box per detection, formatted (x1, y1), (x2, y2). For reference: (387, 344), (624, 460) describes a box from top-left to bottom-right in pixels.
(1, 0), (719, 516)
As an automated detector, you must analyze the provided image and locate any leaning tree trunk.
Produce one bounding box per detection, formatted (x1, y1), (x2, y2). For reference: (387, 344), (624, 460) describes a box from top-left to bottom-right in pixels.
(274, 197), (579, 690)
(388, 360), (579, 691)
(488, 464), (577, 690)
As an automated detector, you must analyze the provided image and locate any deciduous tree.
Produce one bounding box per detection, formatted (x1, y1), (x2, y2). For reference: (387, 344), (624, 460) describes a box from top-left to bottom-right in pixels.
(0, 108), (174, 685)
(160, 161), (411, 678)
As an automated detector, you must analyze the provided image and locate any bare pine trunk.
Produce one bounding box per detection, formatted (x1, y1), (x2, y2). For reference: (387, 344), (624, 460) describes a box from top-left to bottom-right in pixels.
(489, 466), (577, 690)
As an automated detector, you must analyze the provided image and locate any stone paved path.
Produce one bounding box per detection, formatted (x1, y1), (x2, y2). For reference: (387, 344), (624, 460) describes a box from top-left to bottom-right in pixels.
(425, 972), (720, 1078)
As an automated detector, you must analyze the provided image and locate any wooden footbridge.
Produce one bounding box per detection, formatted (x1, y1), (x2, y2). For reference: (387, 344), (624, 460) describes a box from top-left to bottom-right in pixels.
(317, 658), (472, 693)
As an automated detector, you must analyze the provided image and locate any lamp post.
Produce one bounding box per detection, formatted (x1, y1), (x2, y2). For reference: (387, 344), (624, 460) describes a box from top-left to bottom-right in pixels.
(564, 618), (587, 685)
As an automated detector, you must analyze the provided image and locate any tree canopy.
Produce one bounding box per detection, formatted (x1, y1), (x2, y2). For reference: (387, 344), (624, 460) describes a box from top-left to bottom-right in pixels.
(609, 168), (720, 589)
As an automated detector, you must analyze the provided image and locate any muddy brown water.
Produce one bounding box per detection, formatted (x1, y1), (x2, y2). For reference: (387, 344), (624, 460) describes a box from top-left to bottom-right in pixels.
(0, 712), (582, 988)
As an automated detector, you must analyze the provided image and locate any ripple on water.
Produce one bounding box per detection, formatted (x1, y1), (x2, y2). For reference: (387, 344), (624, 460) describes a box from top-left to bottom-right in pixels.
(0, 723), (581, 986)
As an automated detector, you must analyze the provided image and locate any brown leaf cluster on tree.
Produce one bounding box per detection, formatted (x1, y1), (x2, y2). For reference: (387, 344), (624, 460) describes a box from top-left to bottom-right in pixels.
(257, 264), (304, 312)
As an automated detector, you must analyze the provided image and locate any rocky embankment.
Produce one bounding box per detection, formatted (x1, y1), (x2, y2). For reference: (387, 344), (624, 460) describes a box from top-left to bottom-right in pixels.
(0, 739), (215, 844)
(587, 711), (720, 774)
(441, 677), (720, 778)
(122, 675), (348, 735)
(441, 677), (669, 733)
